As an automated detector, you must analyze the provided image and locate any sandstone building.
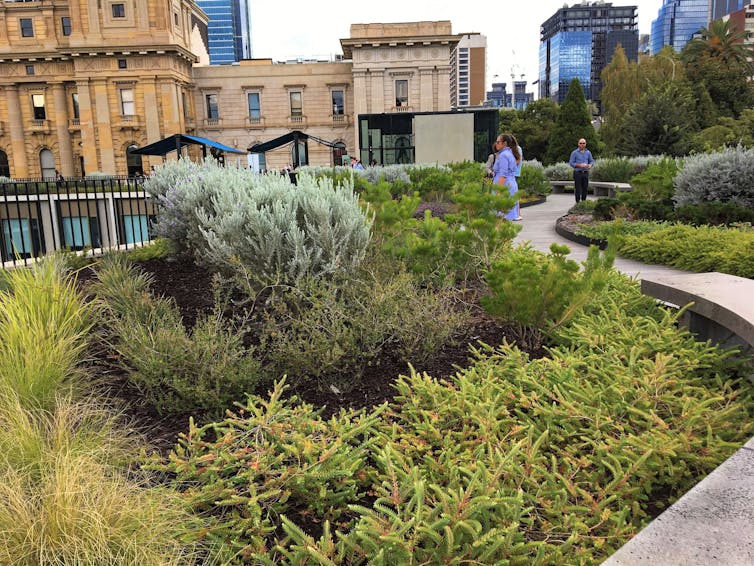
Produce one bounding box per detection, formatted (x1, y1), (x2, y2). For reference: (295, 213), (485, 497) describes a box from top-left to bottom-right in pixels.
(0, 0), (483, 177)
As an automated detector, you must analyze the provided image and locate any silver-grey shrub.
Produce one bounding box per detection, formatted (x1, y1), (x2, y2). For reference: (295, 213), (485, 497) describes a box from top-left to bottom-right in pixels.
(149, 160), (372, 284)
(674, 146), (754, 208)
(543, 162), (573, 180)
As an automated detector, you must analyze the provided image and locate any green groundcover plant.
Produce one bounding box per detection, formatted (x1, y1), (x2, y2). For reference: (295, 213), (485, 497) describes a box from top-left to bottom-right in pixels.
(153, 273), (753, 564)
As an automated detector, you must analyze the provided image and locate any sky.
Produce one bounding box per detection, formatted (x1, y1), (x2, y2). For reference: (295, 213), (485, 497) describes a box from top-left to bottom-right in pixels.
(251, 0), (664, 92)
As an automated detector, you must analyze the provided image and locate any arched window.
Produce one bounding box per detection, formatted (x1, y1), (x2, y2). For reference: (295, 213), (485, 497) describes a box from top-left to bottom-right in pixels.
(0, 150), (9, 177)
(126, 144), (143, 177)
(39, 149), (55, 179)
(332, 142), (347, 167)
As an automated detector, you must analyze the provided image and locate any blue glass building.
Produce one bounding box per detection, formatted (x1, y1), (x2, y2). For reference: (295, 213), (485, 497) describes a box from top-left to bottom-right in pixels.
(650, 0), (711, 54)
(197, 0), (252, 65)
(710, 0), (751, 20)
(539, 2), (638, 107)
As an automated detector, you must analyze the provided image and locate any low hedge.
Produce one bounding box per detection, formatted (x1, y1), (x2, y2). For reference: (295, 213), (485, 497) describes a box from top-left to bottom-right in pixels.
(155, 276), (753, 564)
(618, 224), (754, 278)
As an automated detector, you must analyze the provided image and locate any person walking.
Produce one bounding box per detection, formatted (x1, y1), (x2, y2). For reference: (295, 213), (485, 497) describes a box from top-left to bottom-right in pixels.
(569, 138), (594, 203)
(493, 133), (522, 221)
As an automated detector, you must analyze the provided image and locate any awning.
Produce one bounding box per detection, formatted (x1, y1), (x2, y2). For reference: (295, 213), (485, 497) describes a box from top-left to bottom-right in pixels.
(131, 134), (246, 156)
(247, 130), (340, 153)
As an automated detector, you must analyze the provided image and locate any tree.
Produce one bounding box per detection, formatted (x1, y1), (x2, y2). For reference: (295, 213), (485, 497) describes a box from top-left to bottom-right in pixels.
(600, 45), (641, 153)
(617, 82), (698, 156)
(682, 19), (754, 119)
(682, 18), (754, 70)
(545, 78), (599, 164)
(509, 99), (560, 162)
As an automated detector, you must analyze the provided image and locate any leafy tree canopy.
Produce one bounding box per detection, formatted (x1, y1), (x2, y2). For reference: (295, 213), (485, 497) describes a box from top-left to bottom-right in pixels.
(545, 78), (600, 164)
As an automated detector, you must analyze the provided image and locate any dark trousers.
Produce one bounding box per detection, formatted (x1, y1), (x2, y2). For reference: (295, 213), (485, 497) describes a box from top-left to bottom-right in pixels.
(574, 170), (589, 202)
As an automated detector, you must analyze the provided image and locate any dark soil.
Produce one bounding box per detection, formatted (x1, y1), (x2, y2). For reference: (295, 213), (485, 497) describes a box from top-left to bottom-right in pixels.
(82, 255), (538, 453)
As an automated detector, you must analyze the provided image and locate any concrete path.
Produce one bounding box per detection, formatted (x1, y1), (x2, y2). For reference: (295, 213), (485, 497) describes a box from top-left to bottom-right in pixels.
(513, 193), (689, 279)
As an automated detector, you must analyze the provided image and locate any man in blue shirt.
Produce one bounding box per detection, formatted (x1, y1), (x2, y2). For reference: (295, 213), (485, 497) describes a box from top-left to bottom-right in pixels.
(569, 138), (594, 203)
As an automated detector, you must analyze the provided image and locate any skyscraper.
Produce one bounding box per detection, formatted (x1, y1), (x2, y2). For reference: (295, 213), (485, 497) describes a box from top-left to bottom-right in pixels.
(711, 0), (751, 20)
(197, 0), (252, 65)
(539, 2), (638, 106)
(450, 34), (487, 108)
(650, 0), (710, 54)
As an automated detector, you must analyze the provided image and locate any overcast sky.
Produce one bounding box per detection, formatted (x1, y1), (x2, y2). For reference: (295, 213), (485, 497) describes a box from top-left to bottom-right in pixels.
(250, 0), (664, 90)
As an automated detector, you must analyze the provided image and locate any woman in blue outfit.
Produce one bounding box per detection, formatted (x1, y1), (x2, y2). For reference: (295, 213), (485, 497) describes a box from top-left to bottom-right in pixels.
(492, 133), (522, 221)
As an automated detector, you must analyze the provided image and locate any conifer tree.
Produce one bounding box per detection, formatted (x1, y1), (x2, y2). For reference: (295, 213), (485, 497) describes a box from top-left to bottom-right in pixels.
(544, 78), (600, 164)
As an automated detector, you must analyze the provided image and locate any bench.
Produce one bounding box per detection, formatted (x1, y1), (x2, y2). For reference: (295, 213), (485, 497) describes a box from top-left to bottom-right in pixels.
(640, 272), (754, 350)
(549, 180), (632, 198)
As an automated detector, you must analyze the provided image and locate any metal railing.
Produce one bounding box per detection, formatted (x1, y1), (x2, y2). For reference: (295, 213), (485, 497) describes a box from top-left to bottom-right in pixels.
(0, 177), (157, 268)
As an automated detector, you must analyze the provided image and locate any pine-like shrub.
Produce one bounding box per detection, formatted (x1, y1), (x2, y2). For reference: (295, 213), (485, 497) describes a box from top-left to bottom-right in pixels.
(674, 145), (754, 207)
(518, 161), (552, 197)
(148, 160), (372, 285)
(617, 223), (754, 278)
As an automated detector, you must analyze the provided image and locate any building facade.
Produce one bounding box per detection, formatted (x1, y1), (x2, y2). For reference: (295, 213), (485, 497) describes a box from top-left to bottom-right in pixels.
(711, 0), (752, 20)
(0, 11), (476, 178)
(0, 0), (209, 179)
(449, 33), (486, 108)
(539, 1), (638, 107)
(650, 0), (711, 54)
(196, 0), (251, 65)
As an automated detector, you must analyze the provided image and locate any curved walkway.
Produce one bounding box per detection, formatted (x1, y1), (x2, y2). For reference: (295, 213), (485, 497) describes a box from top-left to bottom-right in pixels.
(514, 194), (690, 279)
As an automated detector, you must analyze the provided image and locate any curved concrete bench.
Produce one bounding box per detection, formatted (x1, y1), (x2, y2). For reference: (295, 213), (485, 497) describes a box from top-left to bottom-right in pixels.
(605, 272), (754, 565)
(640, 272), (754, 350)
(550, 180), (632, 198)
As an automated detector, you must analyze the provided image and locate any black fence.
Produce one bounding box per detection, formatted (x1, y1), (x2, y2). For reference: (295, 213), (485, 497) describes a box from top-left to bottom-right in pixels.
(0, 177), (157, 268)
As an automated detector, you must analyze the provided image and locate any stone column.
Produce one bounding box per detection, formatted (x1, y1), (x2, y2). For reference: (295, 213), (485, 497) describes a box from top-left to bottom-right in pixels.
(419, 67), (434, 112)
(370, 69), (385, 114)
(352, 70), (368, 152)
(51, 82), (75, 176)
(92, 79), (116, 173)
(75, 79), (98, 175)
(3, 84), (29, 177)
(436, 65), (452, 111)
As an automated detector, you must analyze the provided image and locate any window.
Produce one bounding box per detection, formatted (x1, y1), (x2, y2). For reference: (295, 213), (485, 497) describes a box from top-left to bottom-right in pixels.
(332, 90), (344, 115)
(31, 94), (46, 120)
(25, 65), (34, 76)
(395, 80), (408, 107)
(3, 219), (32, 257)
(62, 217), (91, 249)
(117, 59), (127, 69)
(174, 12), (179, 26)
(120, 89), (134, 116)
(126, 144), (143, 177)
(205, 94), (219, 119)
(111, 3), (125, 18)
(71, 93), (80, 120)
(39, 148), (55, 179)
(61, 17), (72, 36)
(0, 150), (9, 177)
(247, 92), (260, 119)
(181, 91), (189, 119)
(122, 214), (150, 244)
(289, 92), (302, 117)
(20, 18), (34, 37)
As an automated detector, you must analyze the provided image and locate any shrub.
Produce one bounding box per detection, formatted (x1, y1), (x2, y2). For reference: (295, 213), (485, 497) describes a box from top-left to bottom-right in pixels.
(0, 256), (91, 412)
(674, 201), (754, 226)
(481, 243), (614, 350)
(577, 219), (669, 242)
(593, 197), (622, 221)
(543, 161), (573, 180)
(518, 161), (552, 197)
(618, 223), (754, 278)
(94, 254), (261, 416)
(159, 280), (753, 564)
(149, 161), (373, 286)
(569, 200), (597, 214)
(674, 145), (754, 208)
(124, 238), (176, 262)
(591, 157), (634, 182)
(257, 262), (468, 388)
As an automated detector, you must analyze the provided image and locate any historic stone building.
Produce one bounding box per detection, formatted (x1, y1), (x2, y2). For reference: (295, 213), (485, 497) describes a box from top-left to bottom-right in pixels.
(0, 6), (474, 177)
(0, 0), (208, 178)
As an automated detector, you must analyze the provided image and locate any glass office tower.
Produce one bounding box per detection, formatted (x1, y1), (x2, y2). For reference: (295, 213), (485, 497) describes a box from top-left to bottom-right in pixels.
(651, 0), (711, 54)
(539, 2), (638, 106)
(710, 0), (750, 20)
(197, 0), (252, 65)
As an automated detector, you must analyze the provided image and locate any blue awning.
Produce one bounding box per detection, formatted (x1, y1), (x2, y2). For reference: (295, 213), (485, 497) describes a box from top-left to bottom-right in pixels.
(131, 134), (246, 156)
